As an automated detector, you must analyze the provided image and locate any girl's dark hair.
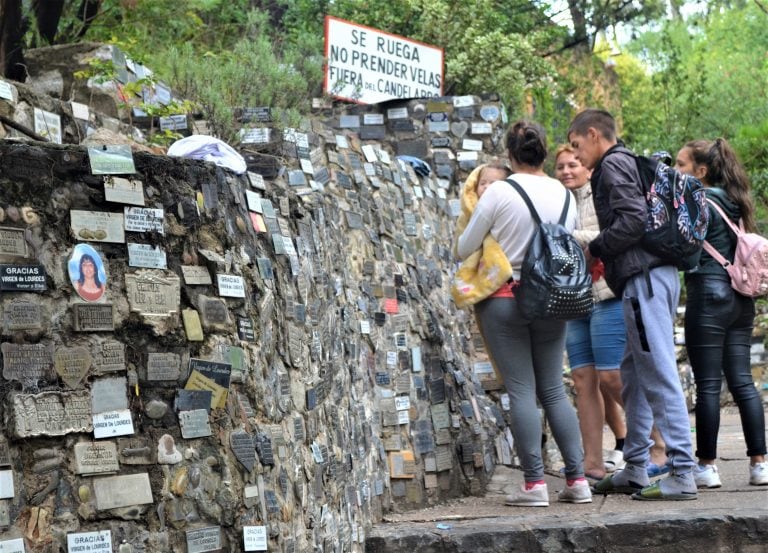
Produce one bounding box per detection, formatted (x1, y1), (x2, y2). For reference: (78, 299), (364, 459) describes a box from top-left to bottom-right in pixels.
(505, 121), (547, 168)
(78, 253), (103, 288)
(686, 138), (756, 233)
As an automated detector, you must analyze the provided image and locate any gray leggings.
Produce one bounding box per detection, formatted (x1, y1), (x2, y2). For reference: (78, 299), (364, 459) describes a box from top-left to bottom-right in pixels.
(476, 297), (584, 481)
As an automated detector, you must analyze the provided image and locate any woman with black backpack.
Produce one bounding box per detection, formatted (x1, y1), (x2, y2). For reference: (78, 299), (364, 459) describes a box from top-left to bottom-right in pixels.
(676, 138), (767, 488)
(456, 121), (591, 506)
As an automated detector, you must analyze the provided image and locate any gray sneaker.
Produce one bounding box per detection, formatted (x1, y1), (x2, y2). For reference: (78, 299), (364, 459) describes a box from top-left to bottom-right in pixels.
(558, 479), (592, 504)
(505, 483), (549, 507)
(632, 471), (698, 501)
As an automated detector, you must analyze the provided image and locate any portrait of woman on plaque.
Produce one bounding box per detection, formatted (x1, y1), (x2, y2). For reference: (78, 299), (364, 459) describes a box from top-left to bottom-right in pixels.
(68, 243), (107, 302)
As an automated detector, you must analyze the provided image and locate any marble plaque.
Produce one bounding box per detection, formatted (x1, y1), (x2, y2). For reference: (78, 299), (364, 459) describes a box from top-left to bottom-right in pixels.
(0, 439), (10, 466)
(237, 317), (255, 341)
(93, 409), (134, 438)
(123, 207), (164, 234)
(54, 346), (92, 388)
(125, 270), (180, 316)
(92, 340), (125, 374)
(2, 342), (53, 382)
(147, 352), (181, 381)
(388, 451), (415, 479)
(175, 389), (212, 413)
(186, 527), (221, 553)
(70, 211), (124, 243)
(88, 144), (136, 174)
(387, 107), (408, 119)
(159, 114), (187, 131)
(93, 473), (152, 510)
(11, 390), (92, 438)
(200, 297), (230, 328)
(471, 121), (492, 134)
(480, 105), (500, 121)
(217, 274), (246, 298)
(0, 80), (14, 101)
(104, 176), (144, 206)
(243, 525), (268, 551)
(230, 431), (256, 472)
(179, 409), (212, 439)
(73, 303), (114, 331)
(363, 113), (384, 125)
(91, 377), (127, 413)
(181, 265), (213, 286)
(0, 471), (13, 499)
(34, 107), (61, 143)
(67, 530), (112, 553)
(0, 537), (24, 553)
(127, 243), (167, 269)
(74, 441), (119, 475)
(0, 227), (27, 258)
(435, 446), (453, 472)
(0, 264), (46, 291)
(3, 299), (43, 332)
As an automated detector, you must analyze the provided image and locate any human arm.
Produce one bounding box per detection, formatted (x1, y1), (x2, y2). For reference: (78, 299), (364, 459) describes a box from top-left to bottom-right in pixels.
(456, 193), (496, 261)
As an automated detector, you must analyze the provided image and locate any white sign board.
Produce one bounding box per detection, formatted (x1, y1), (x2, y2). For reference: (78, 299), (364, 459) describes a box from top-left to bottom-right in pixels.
(93, 409), (134, 438)
(324, 16), (443, 104)
(34, 108), (62, 144)
(217, 274), (246, 298)
(67, 530), (112, 553)
(0, 538), (24, 553)
(124, 207), (164, 234)
(243, 526), (268, 551)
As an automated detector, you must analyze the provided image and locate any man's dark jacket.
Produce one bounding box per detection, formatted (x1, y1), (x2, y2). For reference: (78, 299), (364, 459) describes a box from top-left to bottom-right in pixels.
(587, 144), (665, 295)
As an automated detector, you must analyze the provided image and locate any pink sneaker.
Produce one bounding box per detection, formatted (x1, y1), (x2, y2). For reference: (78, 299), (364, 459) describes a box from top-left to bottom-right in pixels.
(558, 479), (593, 503)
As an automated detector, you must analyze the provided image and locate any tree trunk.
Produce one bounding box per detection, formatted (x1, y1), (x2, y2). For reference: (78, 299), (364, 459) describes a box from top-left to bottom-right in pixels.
(33, 0), (66, 44)
(567, 0), (590, 52)
(0, 0), (27, 81)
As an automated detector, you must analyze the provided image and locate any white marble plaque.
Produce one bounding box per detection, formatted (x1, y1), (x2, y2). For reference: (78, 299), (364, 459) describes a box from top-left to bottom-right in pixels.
(104, 177), (144, 206)
(397, 410), (409, 424)
(34, 108), (61, 144)
(387, 107), (408, 119)
(93, 409), (134, 438)
(247, 172), (265, 190)
(71, 101), (90, 120)
(186, 527), (221, 553)
(395, 396), (411, 411)
(70, 210), (125, 243)
(124, 207), (164, 234)
(74, 441), (119, 475)
(240, 127), (271, 144)
(363, 113), (384, 125)
(362, 145), (377, 162)
(456, 151), (478, 161)
(181, 265), (212, 285)
(127, 243), (167, 269)
(0, 471), (13, 499)
(217, 274), (246, 298)
(243, 526), (268, 551)
(67, 530), (111, 553)
(159, 114), (187, 131)
(471, 122), (492, 134)
(245, 190), (262, 213)
(0, 80), (14, 102)
(0, 537), (25, 553)
(462, 138), (483, 151)
(93, 473), (152, 510)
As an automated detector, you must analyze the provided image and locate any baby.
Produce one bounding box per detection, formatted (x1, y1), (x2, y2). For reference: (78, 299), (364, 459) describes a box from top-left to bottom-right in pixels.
(476, 163), (511, 198)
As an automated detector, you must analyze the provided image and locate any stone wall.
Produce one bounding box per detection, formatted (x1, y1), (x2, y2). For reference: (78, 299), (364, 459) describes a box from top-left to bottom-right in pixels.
(0, 87), (517, 553)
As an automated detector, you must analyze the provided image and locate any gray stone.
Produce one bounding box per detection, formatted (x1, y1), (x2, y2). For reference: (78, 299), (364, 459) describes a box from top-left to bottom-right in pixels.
(144, 399), (168, 420)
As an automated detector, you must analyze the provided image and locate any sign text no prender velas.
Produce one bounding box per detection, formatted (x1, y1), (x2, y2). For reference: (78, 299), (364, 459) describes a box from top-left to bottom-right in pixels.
(324, 16), (444, 104)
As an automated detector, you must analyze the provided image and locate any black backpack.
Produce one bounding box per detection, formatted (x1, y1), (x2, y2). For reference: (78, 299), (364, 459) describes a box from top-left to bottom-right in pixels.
(507, 179), (594, 320)
(633, 155), (710, 269)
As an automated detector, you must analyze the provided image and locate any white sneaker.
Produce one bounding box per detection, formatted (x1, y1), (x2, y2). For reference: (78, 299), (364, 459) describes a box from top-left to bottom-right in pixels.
(558, 479), (593, 503)
(693, 464), (722, 489)
(505, 482), (549, 507)
(604, 449), (625, 473)
(749, 462), (768, 486)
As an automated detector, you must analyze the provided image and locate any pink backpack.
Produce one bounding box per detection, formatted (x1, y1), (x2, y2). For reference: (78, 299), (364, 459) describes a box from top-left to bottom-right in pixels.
(702, 199), (768, 297)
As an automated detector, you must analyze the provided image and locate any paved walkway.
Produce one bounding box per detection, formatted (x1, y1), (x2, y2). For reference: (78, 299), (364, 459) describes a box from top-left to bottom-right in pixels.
(367, 407), (768, 553)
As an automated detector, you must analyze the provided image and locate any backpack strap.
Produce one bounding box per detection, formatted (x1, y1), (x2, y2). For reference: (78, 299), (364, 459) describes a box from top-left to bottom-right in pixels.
(702, 198), (743, 268)
(506, 178), (570, 225)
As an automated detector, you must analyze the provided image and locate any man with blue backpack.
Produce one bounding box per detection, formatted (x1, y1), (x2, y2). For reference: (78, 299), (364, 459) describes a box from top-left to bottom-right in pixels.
(568, 109), (705, 501)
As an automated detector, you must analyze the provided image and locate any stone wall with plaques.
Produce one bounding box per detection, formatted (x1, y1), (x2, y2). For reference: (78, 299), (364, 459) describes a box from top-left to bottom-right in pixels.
(0, 95), (565, 553)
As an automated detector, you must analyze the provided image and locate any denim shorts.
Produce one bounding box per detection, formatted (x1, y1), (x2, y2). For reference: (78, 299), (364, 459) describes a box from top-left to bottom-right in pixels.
(566, 298), (625, 370)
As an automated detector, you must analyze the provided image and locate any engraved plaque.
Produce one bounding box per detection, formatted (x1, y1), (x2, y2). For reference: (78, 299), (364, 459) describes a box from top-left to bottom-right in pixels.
(175, 390), (212, 413)
(123, 207), (164, 234)
(74, 441), (119, 475)
(93, 409), (134, 438)
(54, 346), (92, 388)
(147, 352), (181, 381)
(200, 297), (230, 328)
(92, 340), (125, 374)
(127, 243), (167, 269)
(91, 377), (128, 413)
(70, 210), (125, 243)
(230, 431), (256, 472)
(0, 439), (10, 466)
(181, 265), (212, 285)
(0, 264), (47, 291)
(0, 227), (27, 258)
(93, 473), (152, 510)
(237, 317), (255, 341)
(11, 390), (92, 438)
(2, 342), (54, 382)
(179, 409), (212, 439)
(217, 274), (246, 298)
(186, 527), (221, 553)
(244, 525), (268, 551)
(125, 270), (180, 316)
(104, 176), (145, 206)
(73, 304), (114, 332)
(3, 299), (43, 332)
(67, 530), (112, 553)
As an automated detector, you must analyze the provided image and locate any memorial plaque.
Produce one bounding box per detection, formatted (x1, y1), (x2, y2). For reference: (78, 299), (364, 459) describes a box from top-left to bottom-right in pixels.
(242, 106), (271, 123)
(88, 144), (136, 175)
(456, 106), (475, 119)
(471, 121), (492, 134)
(34, 107), (62, 143)
(0, 227), (27, 258)
(480, 105), (500, 121)
(388, 451), (415, 479)
(247, 172), (265, 190)
(186, 527), (221, 553)
(159, 114), (188, 131)
(117, 437), (153, 465)
(363, 113), (384, 125)
(54, 346), (92, 388)
(104, 176), (145, 206)
(175, 390), (212, 413)
(0, 471), (12, 499)
(430, 136), (451, 148)
(0, 80), (14, 101)
(0, 264), (47, 291)
(237, 317), (255, 341)
(217, 274), (246, 298)
(360, 125), (386, 140)
(70, 210), (125, 243)
(127, 243), (167, 269)
(200, 297), (230, 328)
(93, 409), (134, 438)
(91, 377), (128, 413)
(0, 439), (10, 467)
(125, 270), (180, 316)
(3, 299), (43, 332)
(67, 530), (112, 553)
(185, 371), (226, 410)
(11, 390), (92, 438)
(93, 473), (152, 510)
(243, 525), (268, 551)
(435, 446), (453, 472)
(241, 127), (271, 144)
(230, 431), (256, 472)
(74, 441), (119, 475)
(181, 265), (213, 286)
(73, 303), (114, 331)
(92, 340), (125, 374)
(179, 409), (212, 439)
(146, 352), (180, 381)
(387, 107), (409, 119)
(189, 359), (231, 389)
(123, 207), (164, 234)
(2, 342), (53, 382)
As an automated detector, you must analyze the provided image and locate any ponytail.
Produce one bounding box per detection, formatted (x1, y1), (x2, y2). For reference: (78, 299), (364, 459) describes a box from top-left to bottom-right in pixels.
(708, 138), (756, 233)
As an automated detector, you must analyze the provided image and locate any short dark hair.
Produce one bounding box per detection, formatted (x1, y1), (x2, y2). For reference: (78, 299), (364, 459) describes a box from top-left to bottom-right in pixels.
(505, 121), (548, 167)
(568, 109), (616, 141)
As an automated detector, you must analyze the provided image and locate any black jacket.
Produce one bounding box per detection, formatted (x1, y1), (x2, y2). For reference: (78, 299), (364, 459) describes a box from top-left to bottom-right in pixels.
(686, 185), (740, 279)
(588, 145), (665, 295)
